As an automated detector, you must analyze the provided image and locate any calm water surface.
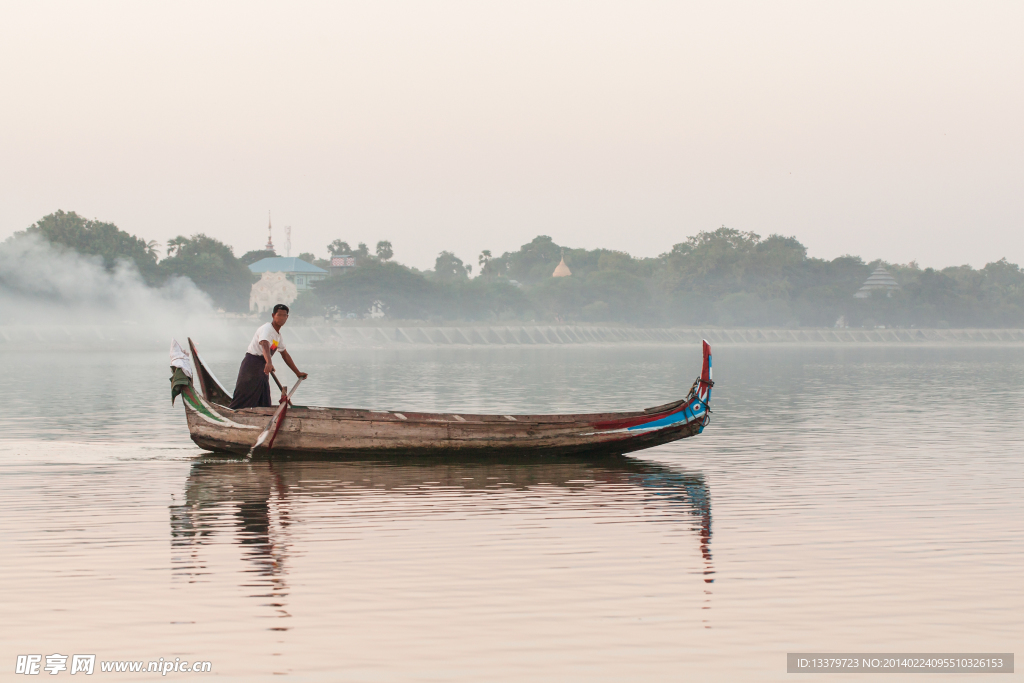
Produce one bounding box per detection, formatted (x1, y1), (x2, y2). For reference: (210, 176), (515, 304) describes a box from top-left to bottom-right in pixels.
(1, 344), (1021, 681)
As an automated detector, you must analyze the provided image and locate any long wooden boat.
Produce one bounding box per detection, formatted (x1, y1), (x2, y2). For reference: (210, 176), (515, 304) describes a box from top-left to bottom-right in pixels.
(175, 338), (713, 458)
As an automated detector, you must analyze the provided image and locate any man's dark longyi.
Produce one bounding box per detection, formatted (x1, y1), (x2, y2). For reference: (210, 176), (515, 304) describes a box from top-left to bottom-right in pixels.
(228, 353), (272, 409)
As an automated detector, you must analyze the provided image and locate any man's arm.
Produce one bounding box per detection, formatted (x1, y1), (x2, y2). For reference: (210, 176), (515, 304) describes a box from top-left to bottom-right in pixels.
(280, 349), (308, 379)
(259, 340), (275, 375)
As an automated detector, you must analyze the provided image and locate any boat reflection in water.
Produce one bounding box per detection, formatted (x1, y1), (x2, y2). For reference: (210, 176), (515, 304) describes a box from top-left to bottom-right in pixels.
(169, 455), (713, 629)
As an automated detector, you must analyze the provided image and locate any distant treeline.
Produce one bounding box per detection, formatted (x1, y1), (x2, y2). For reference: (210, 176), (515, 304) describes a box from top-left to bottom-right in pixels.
(7, 210), (1024, 328)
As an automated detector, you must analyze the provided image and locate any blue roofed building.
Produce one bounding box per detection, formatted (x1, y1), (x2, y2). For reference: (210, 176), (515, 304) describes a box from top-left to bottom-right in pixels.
(248, 257), (328, 291)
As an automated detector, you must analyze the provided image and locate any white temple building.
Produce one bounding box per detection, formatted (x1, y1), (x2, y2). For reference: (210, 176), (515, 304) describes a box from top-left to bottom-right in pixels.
(854, 266), (900, 298)
(247, 257), (328, 313)
(249, 272), (298, 313)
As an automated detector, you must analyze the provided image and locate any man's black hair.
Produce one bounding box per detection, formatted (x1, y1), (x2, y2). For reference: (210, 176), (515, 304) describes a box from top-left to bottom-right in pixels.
(273, 304), (290, 314)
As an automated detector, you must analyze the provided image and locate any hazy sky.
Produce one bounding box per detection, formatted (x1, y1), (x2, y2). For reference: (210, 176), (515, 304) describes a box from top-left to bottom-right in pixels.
(2, 1), (1021, 271)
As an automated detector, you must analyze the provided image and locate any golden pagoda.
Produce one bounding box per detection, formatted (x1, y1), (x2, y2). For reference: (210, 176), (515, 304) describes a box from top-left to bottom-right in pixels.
(552, 252), (571, 277)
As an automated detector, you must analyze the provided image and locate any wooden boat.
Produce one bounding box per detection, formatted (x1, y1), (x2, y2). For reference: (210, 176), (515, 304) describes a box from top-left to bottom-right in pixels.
(176, 338), (713, 458)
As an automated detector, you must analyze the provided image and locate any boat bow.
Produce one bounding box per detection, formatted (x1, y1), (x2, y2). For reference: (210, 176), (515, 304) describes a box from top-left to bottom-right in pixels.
(587, 339), (712, 436)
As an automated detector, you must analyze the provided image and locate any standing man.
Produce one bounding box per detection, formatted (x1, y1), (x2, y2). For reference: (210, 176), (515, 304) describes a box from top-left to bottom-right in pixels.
(229, 304), (308, 409)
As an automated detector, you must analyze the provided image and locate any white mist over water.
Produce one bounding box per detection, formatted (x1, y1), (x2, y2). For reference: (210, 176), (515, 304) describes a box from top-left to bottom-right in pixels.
(0, 234), (231, 348)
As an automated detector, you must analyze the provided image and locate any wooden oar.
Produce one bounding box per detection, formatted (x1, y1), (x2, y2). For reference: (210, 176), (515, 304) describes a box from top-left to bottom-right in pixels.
(267, 389), (291, 450)
(269, 371), (293, 406)
(245, 377), (304, 459)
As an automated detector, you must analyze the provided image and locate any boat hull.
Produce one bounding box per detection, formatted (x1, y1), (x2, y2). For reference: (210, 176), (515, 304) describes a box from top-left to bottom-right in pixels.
(179, 339), (713, 459)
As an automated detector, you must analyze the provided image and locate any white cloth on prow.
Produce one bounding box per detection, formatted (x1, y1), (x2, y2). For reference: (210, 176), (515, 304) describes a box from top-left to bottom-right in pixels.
(170, 339), (194, 378)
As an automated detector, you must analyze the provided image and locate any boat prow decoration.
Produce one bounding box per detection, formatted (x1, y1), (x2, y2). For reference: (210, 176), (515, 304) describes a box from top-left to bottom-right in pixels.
(188, 337), (233, 406)
(172, 339), (714, 458)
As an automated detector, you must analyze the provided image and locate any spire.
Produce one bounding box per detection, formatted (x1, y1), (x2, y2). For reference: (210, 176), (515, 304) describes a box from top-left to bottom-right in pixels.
(265, 210), (275, 251)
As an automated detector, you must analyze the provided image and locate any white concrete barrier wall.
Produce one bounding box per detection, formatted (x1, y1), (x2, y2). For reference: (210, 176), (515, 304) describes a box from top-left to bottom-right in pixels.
(1, 324), (1023, 351)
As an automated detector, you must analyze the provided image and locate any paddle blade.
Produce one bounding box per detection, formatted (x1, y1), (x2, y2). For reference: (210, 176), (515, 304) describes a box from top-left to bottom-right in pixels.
(246, 428), (271, 458)
(245, 376), (303, 459)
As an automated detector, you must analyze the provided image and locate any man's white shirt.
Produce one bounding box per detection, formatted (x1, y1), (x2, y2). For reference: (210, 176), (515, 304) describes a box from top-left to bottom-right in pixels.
(247, 322), (285, 356)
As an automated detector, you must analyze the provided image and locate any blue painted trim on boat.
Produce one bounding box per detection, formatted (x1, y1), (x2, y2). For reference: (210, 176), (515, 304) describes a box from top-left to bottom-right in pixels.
(627, 402), (704, 431)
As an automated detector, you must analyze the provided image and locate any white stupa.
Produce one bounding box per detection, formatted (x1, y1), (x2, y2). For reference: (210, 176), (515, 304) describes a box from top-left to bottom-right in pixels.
(854, 266), (900, 298)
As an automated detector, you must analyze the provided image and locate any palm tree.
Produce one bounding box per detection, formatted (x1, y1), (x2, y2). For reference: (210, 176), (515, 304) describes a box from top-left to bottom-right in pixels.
(166, 236), (188, 258)
(145, 240), (160, 259)
(327, 239), (351, 256)
(376, 240), (393, 261)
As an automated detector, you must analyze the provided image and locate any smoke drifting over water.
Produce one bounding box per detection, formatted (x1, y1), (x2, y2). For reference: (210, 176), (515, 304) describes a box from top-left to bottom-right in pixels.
(0, 235), (227, 348)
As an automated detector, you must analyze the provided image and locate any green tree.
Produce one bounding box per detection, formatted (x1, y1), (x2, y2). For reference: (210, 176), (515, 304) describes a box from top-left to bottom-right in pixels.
(790, 255), (869, 326)
(327, 239), (351, 256)
(482, 237), (658, 285)
(433, 251), (471, 282)
(585, 270), (652, 322)
(661, 227), (762, 297)
(596, 251), (634, 273)
(296, 251), (332, 269)
(502, 235), (562, 284)
(311, 260), (436, 319)
(376, 240), (393, 261)
(239, 249), (276, 266)
(17, 210), (161, 284)
(478, 249), (507, 279)
(167, 236), (188, 258)
(160, 234), (255, 311)
(444, 278), (529, 321)
(528, 276), (586, 321)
